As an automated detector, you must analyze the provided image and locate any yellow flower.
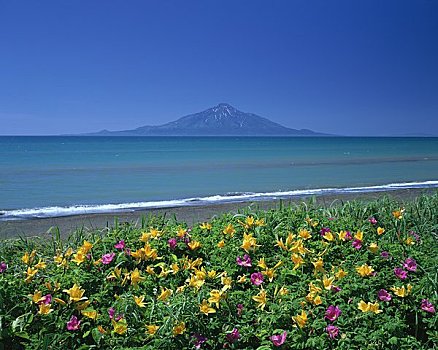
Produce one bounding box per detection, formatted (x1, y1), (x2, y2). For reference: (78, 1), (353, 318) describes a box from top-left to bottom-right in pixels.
(312, 258), (324, 273)
(146, 324), (159, 335)
(200, 222), (212, 230)
(25, 267), (38, 283)
(241, 233), (259, 253)
(54, 297), (67, 305)
(255, 218), (265, 226)
(208, 289), (223, 308)
(217, 240), (225, 248)
(65, 247), (74, 257)
(199, 299), (216, 315)
(245, 216), (255, 228)
(207, 270), (217, 279)
(221, 275), (232, 292)
(81, 309), (98, 320)
(377, 227), (385, 235)
(223, 223), (235, 237)
(337, 230), (348, 241)
(354, 230), (363, 241)
(186, 274), (205, 290)
(252, 289), (267, 310)
(291, 240), (311, 255)
(112, 318), (128, 335)
(31, 291), (42, 303)
(130, 268), (145, 287)
(262, 268), (276, 282)
(391, 284), (412, 298)
(308, 282), (322, 295)
(405, 236), (415, 245)
(172, 321), (186, 336)
(335, 268), (348, 279)
(299, 228), (312, 240)
(76, 300), (90, 310)
(22, 250), (36, 265)
(149, 228), (162, 239)
(257, 257), (267, 269)
(157, 287), (173, 302)
(313, 295), (323, 305)
(80, 240), (93, 253)
(292, 310), (307, 328)
(275, 237), (288, 251)
(71, 251), (86, 265)
(237, 275), (247, 283)
(392, 209), (405, 220)
(140, 231), (151, 242)
(292, 254), (304, 270)
(368, 302), (383, 314)
(34, 259), (47, 269)
(63, 283), (87, 303)
(97, 325), (107, 334)
(38, 303), (53, 315)
(323, 232), (335, 242)
(134, 295), (146, 308)
(356, 264), (374, 277)
(322, 275), (335, 290)
(188, 240), (201, 251)
(368, 243), (379, 254)
(358, 300), (370, 312)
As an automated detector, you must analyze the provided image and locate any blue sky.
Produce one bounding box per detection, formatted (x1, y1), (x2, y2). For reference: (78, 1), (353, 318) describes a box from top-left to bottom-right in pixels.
(0, 0), (437, 136)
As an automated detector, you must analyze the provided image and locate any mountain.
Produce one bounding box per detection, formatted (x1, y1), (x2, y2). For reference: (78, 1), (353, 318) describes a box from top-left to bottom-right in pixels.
(86, 103), (328, 136)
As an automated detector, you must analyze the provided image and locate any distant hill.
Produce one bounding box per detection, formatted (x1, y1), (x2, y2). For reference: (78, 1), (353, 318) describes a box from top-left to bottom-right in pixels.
(85, 103), (329, 136)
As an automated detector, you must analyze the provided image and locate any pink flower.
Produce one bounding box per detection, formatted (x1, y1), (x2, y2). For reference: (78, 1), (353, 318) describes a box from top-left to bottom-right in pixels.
(377, 289), (392, 301)
(237, 304), (244, 316)
(101, 253), (115, 265)
(326, 325), (339, 339)
(38, 294), (52, 305)
(320, 227), (331, 236)
(236, 254), (252, 267)
(421, 299), (435, 313)
(226, 328), (240, 343)
(0, 262), (7, 273)
(270, 330), (287, 347)
(108, 307), (115, 319)
(352, 239), (362, 250)
(368, 217), (377, 225)
(192, 333), (207, 349)
(168, 238), (177, 250)
(381, 251), (390, 259)
(344, 231), (353, 240)
(325, 305), (342, 322)
(394, 267), (408, 280)
(250, 272), (264, 286)
(114, 240), (125, 250)
(66, 315), (81, 331)
(331, 285), (342, 293)
(403, 258), (417, 272)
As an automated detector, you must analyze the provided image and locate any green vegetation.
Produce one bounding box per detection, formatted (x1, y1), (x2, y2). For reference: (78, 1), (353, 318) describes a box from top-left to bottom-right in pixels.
(1, 194), (437, 349)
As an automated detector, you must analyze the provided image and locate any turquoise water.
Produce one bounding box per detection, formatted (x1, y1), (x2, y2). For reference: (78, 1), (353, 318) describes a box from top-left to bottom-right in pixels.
(1, 136), (438, 219)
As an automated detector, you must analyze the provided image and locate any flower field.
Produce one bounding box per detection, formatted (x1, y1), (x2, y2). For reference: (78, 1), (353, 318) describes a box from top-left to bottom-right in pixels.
(0, 194), (437, 349)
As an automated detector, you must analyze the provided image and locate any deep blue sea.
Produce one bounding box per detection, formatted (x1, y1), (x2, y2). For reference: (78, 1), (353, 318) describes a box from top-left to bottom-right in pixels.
(1, 136), (438, 220)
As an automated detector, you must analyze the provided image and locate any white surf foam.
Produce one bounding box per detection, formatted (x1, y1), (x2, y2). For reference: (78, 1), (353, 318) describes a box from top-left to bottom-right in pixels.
(1, 180), (437, 220)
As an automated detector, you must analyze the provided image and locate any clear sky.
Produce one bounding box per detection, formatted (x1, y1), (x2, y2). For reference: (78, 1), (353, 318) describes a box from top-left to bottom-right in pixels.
(1, 0), (437, 136)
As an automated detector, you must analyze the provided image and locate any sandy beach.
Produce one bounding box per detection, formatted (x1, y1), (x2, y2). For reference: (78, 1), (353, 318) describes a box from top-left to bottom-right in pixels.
(1, 187), (436, 240)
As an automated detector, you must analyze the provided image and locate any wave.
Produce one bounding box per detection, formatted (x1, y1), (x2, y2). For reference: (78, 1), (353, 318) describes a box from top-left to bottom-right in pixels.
(1, 180), (438, 221)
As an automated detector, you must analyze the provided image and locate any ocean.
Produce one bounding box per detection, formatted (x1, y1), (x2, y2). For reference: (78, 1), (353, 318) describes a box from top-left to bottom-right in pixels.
(1, 136), (438, 220)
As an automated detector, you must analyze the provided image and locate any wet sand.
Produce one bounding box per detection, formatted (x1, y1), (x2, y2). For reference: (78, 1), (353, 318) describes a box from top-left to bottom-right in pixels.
(0, 188), (436, 240)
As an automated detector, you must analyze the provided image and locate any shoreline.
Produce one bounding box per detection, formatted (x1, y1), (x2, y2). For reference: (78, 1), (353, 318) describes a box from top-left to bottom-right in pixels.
(1, 187), (436, 240)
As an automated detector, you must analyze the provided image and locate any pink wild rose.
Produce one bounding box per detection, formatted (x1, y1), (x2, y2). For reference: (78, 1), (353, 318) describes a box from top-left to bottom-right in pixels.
(270, 331), (287, 347)
(421, 299), (435, 313)
(403, 258), (417, 272)
(250, 272), (264, 286)
(101, 252), (115, 265)
(394, 267), (408, 280)
(114, 240), (125, 250)
(66, 315), (81, 331)
(326, 325), (339, 339)
(325, 305), (342, 322)
(377, 289), (392, 301)
(236, 254), (252, 267)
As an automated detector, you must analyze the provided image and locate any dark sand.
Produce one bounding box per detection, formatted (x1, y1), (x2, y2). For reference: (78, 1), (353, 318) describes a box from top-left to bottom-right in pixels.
(1, 188), (436, 240)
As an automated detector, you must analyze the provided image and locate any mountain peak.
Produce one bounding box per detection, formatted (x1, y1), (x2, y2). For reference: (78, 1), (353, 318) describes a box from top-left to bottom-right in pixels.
(85, 104), (328, 136)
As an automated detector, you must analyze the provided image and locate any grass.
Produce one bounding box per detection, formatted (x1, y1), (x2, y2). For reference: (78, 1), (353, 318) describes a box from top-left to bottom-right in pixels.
(0, 193), (437, 349)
